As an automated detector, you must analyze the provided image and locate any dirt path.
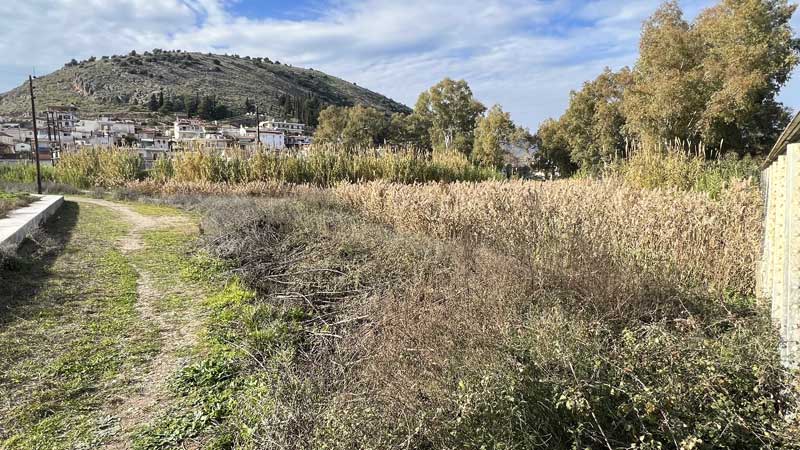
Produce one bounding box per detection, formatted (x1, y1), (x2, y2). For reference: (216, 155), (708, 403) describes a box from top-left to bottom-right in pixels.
(69, 197), (204, 449)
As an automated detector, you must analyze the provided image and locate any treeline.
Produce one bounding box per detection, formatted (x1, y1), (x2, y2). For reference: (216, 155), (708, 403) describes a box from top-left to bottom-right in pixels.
(148, 91), (230, 120)
(313, 0), (798, 177)
(244, 94), (323, 127)
(314, 78), (535, 168)
(537, 0), (799, 176)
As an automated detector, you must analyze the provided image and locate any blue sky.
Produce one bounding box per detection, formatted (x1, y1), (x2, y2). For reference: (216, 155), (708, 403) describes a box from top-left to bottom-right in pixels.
(1, 0), (799, 129)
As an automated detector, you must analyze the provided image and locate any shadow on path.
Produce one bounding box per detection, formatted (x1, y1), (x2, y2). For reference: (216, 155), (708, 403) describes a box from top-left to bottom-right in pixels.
(0, 200), (80, 326)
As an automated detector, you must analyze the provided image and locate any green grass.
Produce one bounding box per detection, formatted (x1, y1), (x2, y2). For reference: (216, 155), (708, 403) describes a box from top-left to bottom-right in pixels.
(0, 200), (227, 449)
(0, 191), (34, 218)
(0, 202), (160, 449)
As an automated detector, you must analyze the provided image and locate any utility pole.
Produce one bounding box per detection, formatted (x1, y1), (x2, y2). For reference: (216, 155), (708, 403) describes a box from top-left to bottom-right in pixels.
(54, 117), (63, 167)
(46, 112), (56, 167)
(46, 111), (53, 143)
(55, 117), (63, 150)
(255, 104), (260, 148)
(28, 75), (42, 194)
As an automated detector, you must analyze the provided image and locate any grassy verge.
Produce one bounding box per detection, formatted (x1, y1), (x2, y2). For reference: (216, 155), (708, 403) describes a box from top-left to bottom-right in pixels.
(0, 202), (160, 448)
(0, 191), (34, 218)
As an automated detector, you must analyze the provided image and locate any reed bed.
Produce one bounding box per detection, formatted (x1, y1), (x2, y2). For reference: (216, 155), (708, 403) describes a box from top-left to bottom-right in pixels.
(168, 146), (499, 185)
(0, 163), (55, 184)
(334, 179), (763, 298)
(190, 193), (792, 449)
(123, 179), (319, 197)
(0, 147), (499, 189)
(616, 147), (760, 197)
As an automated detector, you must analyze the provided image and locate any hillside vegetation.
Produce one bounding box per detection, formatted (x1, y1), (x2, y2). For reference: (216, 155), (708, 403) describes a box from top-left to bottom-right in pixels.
(0, 50), (409, 119)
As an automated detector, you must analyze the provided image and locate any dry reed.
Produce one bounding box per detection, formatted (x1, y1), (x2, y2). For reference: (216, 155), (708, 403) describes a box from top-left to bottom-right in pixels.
(334, 179), (763, 297)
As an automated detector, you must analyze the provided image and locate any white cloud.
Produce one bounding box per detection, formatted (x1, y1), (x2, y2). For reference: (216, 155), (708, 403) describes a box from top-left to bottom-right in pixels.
(0, 0), (797, 129)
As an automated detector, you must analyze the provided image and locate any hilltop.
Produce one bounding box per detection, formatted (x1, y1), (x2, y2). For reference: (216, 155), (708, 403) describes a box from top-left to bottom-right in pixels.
(0, 50), (410, 122)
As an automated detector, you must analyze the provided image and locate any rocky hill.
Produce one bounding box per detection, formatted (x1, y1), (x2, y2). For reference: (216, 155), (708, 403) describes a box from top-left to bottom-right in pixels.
(0, 50), (410, 123)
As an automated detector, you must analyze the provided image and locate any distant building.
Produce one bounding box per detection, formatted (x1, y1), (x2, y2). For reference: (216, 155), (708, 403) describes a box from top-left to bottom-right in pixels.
(286, 135), (312, 148)
(239, 126), (285, 149)
(202, 133), (229, 150)
(48, 105), (79, 130)
(259, 118), (306, 136)
(173, 118), (203, 141)
(0, 132), (14, 147)
(77, 118), (135, 136)
(139, 136), (170, 151)
(14, 143), (31, 153)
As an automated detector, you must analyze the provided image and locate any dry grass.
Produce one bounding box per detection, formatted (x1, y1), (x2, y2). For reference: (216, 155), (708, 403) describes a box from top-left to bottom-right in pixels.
(123, 179), (319, 197)
(186, 192), (794, 449)
(334, 179), (763, 299)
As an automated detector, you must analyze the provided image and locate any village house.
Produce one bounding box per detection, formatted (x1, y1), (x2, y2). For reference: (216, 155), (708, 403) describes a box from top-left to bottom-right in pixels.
(48, 105), (79, 130)
(0, 132), (14, 155)
(14, 142), (31, 154)
(259, 118), (306, 135)
(201, 132), (229, 150)
(239, 125), (285, 149)
(173, 118), (204, 141)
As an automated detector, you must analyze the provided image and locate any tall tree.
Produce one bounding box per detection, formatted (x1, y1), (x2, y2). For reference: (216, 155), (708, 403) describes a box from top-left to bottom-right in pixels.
(198, 96), (216, 120)
(623, 1), (707, 146)
(343, 105), (389, 147)
(536, 118), (576, 177)
(693, 0), (798, 152)
(148, 94), (159, 112)
(563, 68), (633, 168)
(387, 113), (432, 149)
(473, 105), (516, 167)
(314, 105), (389, 148)
(159, 95), (174, 114)
(624, 0), (798, 154)
(414, 78), (485, 155)
(314, 106), (350, 145)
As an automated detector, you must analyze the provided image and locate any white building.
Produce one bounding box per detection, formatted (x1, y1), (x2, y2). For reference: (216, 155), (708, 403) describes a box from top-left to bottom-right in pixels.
(140, 136), (171, 151)
(259, 118), (305, 135)
(76, 118), (136, 136)
(286, 135), (312, 147)
(74, 135), (113, 147)
(0, 132), (14, 147)
(239, 126), (286, 149)
(202, 133), (229, 149)
(173, 118), (203, 141)
(14, 143), (31, 153)
(259, 130), (285, 149)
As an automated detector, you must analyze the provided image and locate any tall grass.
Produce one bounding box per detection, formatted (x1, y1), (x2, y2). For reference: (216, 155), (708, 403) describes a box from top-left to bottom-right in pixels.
(0, 163), (55, 184)
(335, 179), (762, 298)
(169, 146), (498, 185)
(0, 146), (499, 189)
(54, 147), (143, 188)
(185, 194), (794, 449)
(603, 144), (760, 197)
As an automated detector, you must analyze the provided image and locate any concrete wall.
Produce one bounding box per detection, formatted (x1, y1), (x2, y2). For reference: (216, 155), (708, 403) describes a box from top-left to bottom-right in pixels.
(0, 195), (64, 249)
(760, 143), (800, 367)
